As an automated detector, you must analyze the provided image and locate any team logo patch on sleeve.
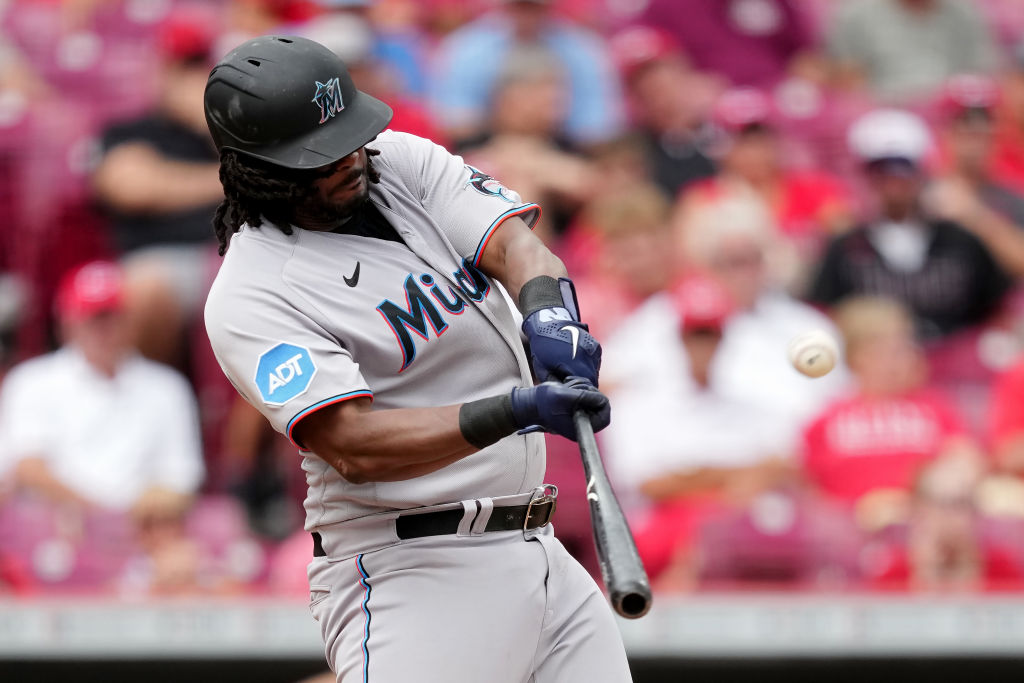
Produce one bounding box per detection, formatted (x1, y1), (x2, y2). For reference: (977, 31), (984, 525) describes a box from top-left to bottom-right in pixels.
(464, 166), (517, 203)
(255, 343), (317, 405)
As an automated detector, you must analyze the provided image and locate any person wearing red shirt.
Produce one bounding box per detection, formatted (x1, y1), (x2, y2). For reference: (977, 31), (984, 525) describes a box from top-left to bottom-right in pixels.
(800, 296), (1010, 588)
(989, 359), (1024, 475)
(677, 87), (854, 289)
(802, 296), (978, 507)
(991, 42), (1024, 195)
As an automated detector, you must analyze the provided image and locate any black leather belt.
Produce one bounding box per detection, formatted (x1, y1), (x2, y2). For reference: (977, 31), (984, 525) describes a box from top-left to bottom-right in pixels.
(312, 493), (556, 557)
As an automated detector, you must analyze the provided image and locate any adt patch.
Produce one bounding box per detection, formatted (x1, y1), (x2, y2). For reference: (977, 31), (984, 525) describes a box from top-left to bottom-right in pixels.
(255, 343), (317, 406)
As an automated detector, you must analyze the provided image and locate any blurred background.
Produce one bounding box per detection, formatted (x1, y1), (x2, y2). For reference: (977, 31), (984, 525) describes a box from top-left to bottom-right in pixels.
(4, 0), (1024, 681)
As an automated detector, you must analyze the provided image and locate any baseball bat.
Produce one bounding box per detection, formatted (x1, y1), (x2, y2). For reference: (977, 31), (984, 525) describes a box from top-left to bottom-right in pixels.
(573, 410), (652, 619)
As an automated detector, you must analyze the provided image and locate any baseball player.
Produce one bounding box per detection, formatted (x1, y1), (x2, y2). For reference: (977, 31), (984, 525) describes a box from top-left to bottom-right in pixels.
(202, 37), (631, 682)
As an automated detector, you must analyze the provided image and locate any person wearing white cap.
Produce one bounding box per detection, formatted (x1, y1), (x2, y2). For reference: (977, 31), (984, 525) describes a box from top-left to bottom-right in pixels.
(808, 109), (1011, 340)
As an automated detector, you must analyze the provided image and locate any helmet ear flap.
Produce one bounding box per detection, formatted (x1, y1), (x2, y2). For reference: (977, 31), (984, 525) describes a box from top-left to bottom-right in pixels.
(203, 36), (392, 170)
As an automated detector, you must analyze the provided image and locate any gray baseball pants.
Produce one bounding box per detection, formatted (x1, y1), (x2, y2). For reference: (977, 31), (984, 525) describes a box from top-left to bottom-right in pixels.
(307, 525), (632, 682)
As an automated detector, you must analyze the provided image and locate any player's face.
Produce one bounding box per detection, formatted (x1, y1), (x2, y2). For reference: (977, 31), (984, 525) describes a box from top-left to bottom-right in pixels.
(297, 149), (371, 228)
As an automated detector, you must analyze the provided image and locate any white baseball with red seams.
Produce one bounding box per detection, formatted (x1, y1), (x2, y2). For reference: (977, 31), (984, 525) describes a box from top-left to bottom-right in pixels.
(788, 329), (839, 378)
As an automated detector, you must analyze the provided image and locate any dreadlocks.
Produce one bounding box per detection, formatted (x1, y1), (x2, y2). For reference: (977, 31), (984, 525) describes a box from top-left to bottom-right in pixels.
(213, 148), (382, 256)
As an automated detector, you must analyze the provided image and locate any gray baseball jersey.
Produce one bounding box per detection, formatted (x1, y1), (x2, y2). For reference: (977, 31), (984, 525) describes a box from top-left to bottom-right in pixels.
(206, 130), (632, 683)
(205, 130), (546, 528)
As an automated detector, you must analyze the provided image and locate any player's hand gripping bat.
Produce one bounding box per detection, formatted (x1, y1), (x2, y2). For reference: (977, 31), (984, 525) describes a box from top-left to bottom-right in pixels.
(573, 409), (652, 619)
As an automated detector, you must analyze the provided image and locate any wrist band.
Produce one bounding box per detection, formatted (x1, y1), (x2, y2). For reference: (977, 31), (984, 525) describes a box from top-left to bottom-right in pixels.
(518, 276), (564, 316)
(459, 394), (518, 449)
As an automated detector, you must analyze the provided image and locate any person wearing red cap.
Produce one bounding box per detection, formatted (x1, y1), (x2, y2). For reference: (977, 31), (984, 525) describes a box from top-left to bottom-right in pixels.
(600, 272), (797, 587)
(0, 261), (204, 513)
(678, 86), (854, 286)
(609, 25), (718, 198)
(927, 74), (1024, 277)
(90, 10), (224, 366)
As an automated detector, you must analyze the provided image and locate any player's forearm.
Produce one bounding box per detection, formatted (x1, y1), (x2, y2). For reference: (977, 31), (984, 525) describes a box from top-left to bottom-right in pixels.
(295, 403), (479, 484)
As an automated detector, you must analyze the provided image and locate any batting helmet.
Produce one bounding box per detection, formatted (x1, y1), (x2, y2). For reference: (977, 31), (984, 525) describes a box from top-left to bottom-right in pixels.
(204, 35), (393, 169)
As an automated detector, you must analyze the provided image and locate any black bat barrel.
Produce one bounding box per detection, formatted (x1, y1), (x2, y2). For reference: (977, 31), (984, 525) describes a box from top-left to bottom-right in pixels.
(574, 411), (652, 619)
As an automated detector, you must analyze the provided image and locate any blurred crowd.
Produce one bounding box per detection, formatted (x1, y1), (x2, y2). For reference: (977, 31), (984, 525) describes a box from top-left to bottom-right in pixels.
(4, 0), (1024, 598)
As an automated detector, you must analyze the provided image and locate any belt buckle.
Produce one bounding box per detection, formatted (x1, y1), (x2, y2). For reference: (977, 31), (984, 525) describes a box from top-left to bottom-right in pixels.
(524, 484), (558, 532)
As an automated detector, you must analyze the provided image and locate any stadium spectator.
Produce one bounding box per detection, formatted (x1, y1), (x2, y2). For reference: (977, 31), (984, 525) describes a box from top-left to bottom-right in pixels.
(302, 11), (444, 143)
(608, 25), (719, 198)
(570, 184), (676, 340)
(809, 109), (1012, 340)
(312, 0), (429, 98)
(991, 41), (1024, 194)
(90, 11), (222, 366)
(601, 273), (796, 585)
(637, 0), (818, 89)
(674, 194), (849, 435)
(459, 46), (597, 240)
(679, 87), (853, 286)
(0, 261), (204, 514)
(927, 74), (1024, 277)
(429, 0), (624, 147)
(801, 297), (983, 528)
(864, 465), (1024, 590)
(826, 0), (998, 103)
(989, 358), (1024, 475)
(217, 0), (319, 57)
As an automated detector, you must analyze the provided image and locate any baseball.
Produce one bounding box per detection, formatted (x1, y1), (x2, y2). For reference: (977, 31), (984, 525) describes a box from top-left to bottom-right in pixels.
(787, 330), (839, 378)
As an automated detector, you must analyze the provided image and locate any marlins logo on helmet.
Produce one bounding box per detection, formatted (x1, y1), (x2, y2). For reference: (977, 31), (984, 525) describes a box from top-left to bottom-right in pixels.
(312, 77), (345, 124)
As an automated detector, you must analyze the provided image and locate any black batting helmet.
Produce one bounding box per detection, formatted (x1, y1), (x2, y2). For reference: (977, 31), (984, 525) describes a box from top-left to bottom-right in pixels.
(204, 35), (393, 169)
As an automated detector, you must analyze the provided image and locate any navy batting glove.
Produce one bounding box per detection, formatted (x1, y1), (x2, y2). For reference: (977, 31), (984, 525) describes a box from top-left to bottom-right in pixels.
(522, 308), (601, 387)
(509, 378), (611, 442)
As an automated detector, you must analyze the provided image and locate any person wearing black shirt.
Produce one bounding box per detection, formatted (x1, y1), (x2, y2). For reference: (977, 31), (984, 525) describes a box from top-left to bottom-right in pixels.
(809, 109), (1011, 340)
(90, 13), (223, 365)
(609, 25), (718, 198)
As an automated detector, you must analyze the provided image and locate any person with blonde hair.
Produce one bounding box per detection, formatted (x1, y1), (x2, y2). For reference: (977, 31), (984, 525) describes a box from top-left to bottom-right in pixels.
(802, 296), (982, 530)
(802, 296), (1020, 589)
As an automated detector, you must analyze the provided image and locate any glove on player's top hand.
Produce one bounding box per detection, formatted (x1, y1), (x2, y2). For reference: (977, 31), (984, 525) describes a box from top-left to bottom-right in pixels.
(522, 308), (601, 387)
(509, 377), (611, 442)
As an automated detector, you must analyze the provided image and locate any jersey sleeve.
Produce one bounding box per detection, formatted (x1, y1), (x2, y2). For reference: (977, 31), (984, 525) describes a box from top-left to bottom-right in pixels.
(205, 283), (372, 448)
(377, 132), (541, 266)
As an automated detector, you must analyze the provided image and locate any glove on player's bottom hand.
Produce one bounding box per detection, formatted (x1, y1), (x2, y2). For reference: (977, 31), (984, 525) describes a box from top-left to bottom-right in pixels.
(509, 377), (611, 442)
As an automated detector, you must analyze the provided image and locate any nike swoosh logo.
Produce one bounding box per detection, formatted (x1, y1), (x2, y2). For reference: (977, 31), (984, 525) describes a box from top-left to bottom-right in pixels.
(560, 325), (580, 359)
(343, 261), (360, 287)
